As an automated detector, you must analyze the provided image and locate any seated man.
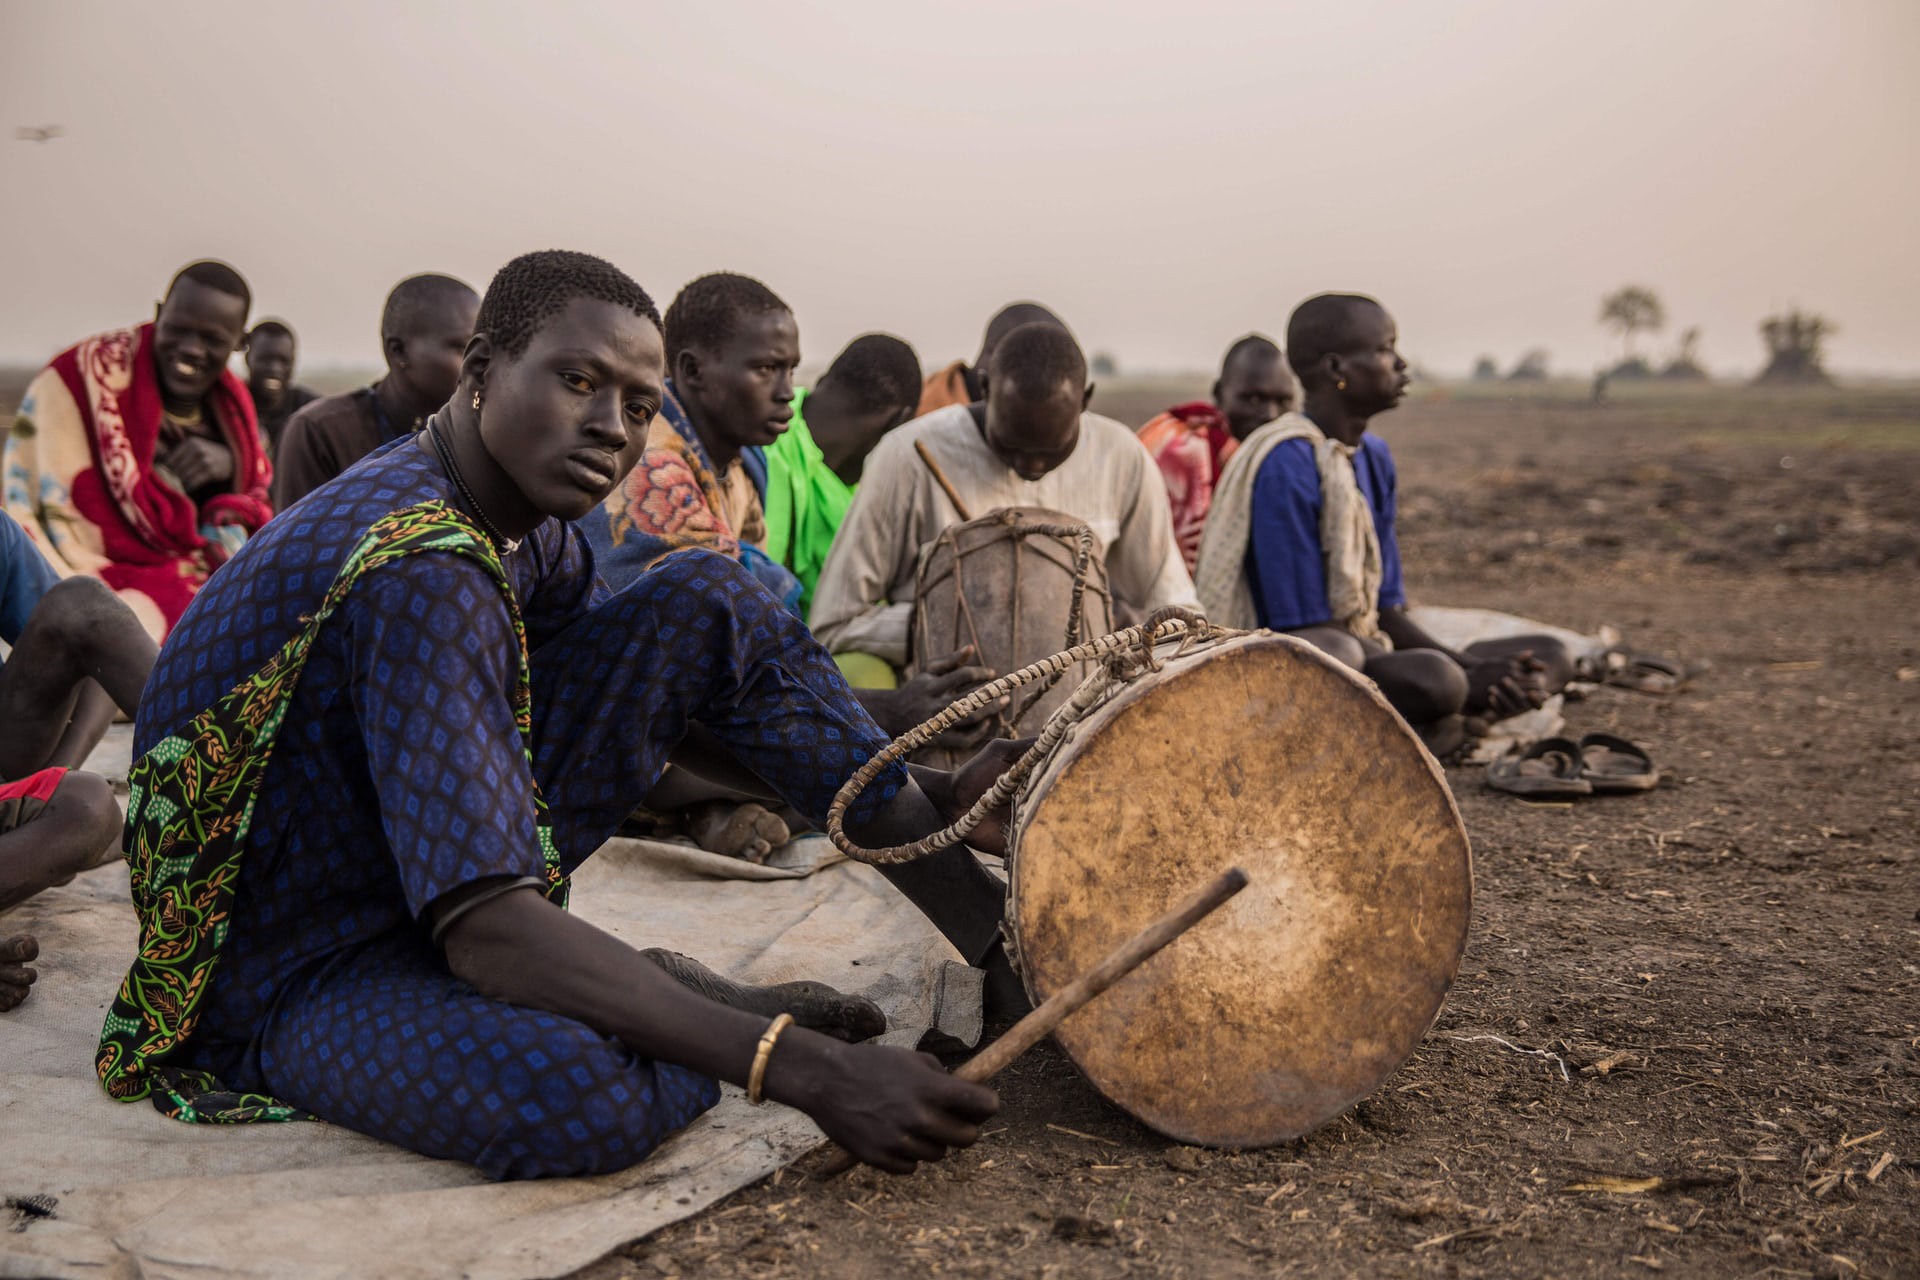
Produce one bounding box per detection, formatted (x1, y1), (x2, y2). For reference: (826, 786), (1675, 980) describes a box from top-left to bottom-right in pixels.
(105, 250), (1011, 1180)
(582, 271), (800, 606)
(813, 322), (1198, 668)
(272, 273), (479, 508)
(4, 260), (273, 636)
(916, 301), (1067, 415)
(244, 319), (320, 456)
(1138, 334), (1296, 570)
(0, 511), (159, 1011)
(763, 332), (922, 614)
(1195, 293), (1570, 755)
(584, 276), (995, 764)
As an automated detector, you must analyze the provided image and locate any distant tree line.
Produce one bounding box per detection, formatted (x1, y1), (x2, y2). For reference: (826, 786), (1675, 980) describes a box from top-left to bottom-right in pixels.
(1470, 287), (1836, 384)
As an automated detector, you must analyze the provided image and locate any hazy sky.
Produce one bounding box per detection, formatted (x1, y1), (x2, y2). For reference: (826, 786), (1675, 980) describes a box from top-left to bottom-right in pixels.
(2, 0), (1915, 377)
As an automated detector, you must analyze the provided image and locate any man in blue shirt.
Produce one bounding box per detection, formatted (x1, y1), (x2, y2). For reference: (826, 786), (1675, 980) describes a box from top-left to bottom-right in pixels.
(1239, 294), (1570, 755)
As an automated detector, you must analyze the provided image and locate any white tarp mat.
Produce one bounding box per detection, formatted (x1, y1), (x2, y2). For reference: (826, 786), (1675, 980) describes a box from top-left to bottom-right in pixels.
(0, 829), (979, 1280)
(1407, 604), (1616, 664)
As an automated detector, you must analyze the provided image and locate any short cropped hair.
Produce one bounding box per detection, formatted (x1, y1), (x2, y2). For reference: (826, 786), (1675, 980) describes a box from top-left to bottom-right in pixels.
(1285, 293), (1384, 379)
(470, 253), (656, 357)
(988, 322), (1087, 397)
(820, 333), (921, 414)
(663, 272), (791, 369)
(1220, 333), (1281, 376)
(978, 301), (1066, 364)
(382, 273), (481, 345)
(165, 260), (251, 313)
(248, 319), (295, 346)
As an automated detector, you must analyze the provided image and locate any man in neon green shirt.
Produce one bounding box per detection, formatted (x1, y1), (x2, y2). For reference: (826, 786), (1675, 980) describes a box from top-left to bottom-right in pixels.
(763, 334), (922, 614)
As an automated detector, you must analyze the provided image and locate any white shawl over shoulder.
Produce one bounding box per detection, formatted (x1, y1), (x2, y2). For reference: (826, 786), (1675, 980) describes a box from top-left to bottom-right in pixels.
(1192, 412), (1386, 644)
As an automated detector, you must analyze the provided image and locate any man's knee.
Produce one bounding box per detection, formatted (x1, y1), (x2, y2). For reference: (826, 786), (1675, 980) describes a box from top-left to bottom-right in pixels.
(0, 770), (119, 906)
(638, 548), (757, 602)
(1415, 653), (1471, 722)
(622, 551), (799, 640)
(1290, 626), (1367, 671)
(1371, 651), (1469, 724)
(28, 577), (122, 649)
(51, 770), (122, 853)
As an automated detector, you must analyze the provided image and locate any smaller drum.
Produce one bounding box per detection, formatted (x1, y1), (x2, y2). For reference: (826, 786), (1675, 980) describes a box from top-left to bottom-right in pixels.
(1007, 632), (1473, 1147)
(908, 507), (1114, 768)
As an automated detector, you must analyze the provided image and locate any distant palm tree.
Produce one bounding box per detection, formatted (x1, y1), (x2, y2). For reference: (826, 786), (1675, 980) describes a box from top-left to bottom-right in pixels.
(1599, 286), (1666, 362)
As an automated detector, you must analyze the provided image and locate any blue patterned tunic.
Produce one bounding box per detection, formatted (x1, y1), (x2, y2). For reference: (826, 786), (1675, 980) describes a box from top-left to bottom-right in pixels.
(136, 436), (903, 1179)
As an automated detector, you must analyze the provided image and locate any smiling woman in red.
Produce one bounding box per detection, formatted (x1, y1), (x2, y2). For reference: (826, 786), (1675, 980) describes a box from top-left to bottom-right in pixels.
(3, 261), (272, 637)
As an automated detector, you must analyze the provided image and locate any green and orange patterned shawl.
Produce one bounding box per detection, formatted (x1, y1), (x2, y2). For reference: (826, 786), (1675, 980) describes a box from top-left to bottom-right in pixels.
(96, 500), (568, 1123)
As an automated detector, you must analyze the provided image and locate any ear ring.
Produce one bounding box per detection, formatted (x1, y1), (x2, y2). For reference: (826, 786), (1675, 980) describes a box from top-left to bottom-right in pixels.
(1337, 379), (1348, 391)
(472, 389), (482, 411)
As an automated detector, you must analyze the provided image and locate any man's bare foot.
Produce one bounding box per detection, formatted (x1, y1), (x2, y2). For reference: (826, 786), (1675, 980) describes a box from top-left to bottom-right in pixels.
(0, 934), (39, 1011)
(641, 947), (887, 1043)
(685, 801), (791, 863)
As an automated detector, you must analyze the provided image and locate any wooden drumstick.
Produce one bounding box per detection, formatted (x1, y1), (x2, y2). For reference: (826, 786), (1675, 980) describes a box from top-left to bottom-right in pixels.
(815, 864), (1250, 1177)
(913, 439), (975, 522)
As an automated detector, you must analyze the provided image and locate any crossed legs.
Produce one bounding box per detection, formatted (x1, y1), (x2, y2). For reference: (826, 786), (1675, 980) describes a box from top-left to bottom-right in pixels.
(0, 577), (156, 1010)
(1289, 624), (1572, 757)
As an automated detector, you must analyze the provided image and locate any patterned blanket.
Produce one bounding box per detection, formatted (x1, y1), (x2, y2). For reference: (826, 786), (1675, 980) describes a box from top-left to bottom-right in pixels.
(3, 322), (271, 635)
(592, 381), (801, 608)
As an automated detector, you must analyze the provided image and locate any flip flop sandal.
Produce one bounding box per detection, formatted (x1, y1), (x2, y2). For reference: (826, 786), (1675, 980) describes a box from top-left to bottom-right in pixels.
(1604, 653), (1693, 697)
(1576, 733), (1661, 793)
(1486, 737), (1593, 798)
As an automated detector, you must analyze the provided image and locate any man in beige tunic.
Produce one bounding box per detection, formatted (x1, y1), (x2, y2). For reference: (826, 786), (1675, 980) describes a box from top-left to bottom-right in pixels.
(811, 322), (1195, 668)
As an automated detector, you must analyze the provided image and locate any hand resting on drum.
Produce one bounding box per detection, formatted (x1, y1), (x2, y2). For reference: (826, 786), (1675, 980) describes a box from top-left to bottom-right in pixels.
(862, 647), (1007, 748)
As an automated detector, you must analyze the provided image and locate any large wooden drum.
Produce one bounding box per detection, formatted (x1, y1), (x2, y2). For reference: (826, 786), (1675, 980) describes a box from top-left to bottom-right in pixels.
(909, 507), (1114, 768)
(1007, 632), (1472, 1147)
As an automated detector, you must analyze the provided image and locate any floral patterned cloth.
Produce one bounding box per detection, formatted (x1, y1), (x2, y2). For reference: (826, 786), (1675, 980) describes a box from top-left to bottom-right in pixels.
(1137, 402), (1237, 572)
(583, 381), (801, 609)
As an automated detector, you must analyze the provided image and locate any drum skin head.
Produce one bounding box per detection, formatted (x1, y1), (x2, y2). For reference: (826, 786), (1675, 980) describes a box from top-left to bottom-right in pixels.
(1010, 633), (1472, 1148)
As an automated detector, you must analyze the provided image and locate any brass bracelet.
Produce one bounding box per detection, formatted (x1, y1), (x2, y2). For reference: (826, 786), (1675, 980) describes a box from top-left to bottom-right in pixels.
(746, 1013), (794, 1105)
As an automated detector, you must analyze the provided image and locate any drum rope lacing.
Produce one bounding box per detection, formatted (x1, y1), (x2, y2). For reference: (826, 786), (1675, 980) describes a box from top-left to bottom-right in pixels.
(929, 515), (1102, 738)
(827, 607), (1248, 865)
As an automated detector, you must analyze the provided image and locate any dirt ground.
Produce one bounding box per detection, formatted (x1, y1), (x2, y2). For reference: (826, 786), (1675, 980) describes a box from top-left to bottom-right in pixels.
(574, 381), (1919, 1280)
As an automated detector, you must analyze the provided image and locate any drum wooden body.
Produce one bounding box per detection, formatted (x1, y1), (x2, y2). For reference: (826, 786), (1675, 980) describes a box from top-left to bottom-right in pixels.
(1008, 632), (1472, 1148)
(909, 508), (1114, 768)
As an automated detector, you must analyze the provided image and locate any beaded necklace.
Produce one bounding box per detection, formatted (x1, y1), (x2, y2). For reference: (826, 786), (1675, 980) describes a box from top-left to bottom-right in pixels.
(427, 422), (519, 553)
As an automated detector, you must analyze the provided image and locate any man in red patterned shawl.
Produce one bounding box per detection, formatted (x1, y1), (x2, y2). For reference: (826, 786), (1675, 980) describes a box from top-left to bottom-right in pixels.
(3, 261), (273, 637)
(1138, 334), (1296, 570)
